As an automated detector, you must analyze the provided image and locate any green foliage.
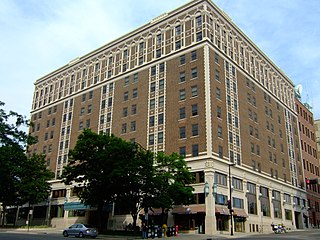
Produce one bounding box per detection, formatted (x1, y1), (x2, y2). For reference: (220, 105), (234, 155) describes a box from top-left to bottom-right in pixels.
(62, 129), (194, 227)
(151, 152), (195, 213)
(17, 154), (54, 205)
(0, 101), (53, 223)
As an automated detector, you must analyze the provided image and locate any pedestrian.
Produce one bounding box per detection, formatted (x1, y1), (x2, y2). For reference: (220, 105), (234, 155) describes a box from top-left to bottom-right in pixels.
(142, 223), (148, 239)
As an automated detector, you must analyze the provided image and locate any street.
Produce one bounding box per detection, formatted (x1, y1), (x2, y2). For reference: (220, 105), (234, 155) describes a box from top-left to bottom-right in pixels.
(0, 229), (320, 240)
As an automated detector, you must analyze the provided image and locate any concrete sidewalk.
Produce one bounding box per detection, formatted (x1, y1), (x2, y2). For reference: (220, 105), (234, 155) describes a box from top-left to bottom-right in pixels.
(0, 227), (273, 239)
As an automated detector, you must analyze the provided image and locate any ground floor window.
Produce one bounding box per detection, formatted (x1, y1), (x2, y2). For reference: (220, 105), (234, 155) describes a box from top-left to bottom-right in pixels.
(234, 217), (246, 232)
(216, 214), (229, 231)
(68, 210), (85, 217)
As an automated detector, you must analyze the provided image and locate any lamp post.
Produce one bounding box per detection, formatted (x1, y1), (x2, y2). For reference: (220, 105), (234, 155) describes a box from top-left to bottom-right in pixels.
(229, 163), (236, 236)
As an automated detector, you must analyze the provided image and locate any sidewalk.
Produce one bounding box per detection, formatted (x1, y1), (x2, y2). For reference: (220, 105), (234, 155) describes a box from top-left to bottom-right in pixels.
(0, 227), (278, 239)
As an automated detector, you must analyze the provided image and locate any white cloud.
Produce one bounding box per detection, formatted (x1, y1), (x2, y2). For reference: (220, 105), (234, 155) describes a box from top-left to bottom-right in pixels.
(0, 0), (320, 119)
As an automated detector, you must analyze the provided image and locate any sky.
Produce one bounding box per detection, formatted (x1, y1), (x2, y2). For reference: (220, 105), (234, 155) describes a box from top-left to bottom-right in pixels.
(1, 0), (320, 120)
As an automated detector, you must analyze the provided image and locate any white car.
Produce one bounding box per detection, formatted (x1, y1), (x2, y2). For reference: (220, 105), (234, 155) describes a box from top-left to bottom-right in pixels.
(63, 223), (98, 238)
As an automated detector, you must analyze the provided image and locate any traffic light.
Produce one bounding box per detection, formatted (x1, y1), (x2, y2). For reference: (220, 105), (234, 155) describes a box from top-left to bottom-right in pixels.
(306, 178), (319, 185)
(227, 200), (231, 209)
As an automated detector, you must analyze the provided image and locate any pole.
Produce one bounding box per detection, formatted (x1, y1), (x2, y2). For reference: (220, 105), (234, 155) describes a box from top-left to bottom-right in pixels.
(229, 164), (234, 236)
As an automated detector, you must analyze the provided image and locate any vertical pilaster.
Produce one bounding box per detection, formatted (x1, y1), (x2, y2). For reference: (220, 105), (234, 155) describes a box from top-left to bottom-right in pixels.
(204, 168), (216, 235)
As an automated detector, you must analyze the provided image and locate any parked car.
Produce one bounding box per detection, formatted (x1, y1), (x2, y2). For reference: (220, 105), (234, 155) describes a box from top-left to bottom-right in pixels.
(63, 223), (98, 238)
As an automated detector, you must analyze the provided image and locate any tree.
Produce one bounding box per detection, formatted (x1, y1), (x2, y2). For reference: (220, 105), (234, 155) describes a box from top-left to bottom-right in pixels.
(62, 130), (157, 231)
(112, 144), (155, 229)
(18, 154), (54, 206)
(151, 152), (194, 224)
(0, 101), (52, 226)
(62, 129), (137, 230)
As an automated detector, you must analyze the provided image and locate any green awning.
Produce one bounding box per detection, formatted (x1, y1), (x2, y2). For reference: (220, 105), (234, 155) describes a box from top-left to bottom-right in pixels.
(64, 202), (90, 210)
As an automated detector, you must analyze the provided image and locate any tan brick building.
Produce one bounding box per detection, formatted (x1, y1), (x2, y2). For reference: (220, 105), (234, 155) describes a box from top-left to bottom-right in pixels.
(27, 0), (308, 234)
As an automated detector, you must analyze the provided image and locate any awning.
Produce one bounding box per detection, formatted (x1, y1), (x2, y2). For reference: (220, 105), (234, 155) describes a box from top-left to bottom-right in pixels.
(233, 208), (248, 218)
(64, 202), (90, 211)
(215, 205), (229, 215)
(172, 205), (205, 214)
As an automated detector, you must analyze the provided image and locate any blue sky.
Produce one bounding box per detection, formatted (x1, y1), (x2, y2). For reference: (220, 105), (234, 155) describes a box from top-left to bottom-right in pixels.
(1, 0), (319, 120)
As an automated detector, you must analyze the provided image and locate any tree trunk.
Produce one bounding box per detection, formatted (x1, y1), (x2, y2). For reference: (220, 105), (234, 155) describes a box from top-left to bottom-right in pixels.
(131, 213), (137, 230)
(97, 202), (103, 233)
(1, 205), (6, 227)
(14, 205), (20, 227)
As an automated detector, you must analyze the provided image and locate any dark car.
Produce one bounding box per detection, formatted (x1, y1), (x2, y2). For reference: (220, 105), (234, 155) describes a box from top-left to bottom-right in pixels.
(63, 223), (98, 238)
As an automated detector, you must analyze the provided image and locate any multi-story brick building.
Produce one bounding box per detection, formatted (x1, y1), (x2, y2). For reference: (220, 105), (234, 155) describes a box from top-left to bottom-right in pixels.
(310, 114), (320, 228)
(27, 0), (308, 234)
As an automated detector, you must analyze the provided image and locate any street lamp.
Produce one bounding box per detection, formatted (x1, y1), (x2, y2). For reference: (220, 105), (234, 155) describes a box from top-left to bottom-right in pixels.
(228, 163), (236, 236)
(204, 181), (209, 196)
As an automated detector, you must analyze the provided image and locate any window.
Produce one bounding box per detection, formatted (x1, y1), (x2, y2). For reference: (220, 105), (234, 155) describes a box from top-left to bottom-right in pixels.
(180, 55), (185, 65)
(124, 77), (130, 86)
(158, 113), (164, 125)
(122, 107), (128, 117)
(156, 49), (161, 58)
(139, 42), (144, 52)
(124, 91), (129, 101)
(214, 53), (219, 63)
(121, 123), (127, 134)
(217, 106), (222, 118)
(106, 113), (111, 123)
(192, 104), (198, 116)
(87, 104), (92, 114)
(179, 127), (186, 139)
(215, 172), (227, 186)
(196, 15), (202, 27)
(108, 97), (112, 107)
(159, 63), (165, 73)
(130, 121), (136, 132)
(158, 132), (164, 144)
(179, 146), (186, 157)
(86, 119), (90, 128)
(179, 89), (186, 100)
(215, 70), (220, 81)
(133, 73), (138, 83)
(156, 34), (162, 44)
(122, 63), (127, 72)
(216, 87), (221, 100)
(179, 107), (186, 119)
(191, 50), (197, 61)
(179, 72), (186, 83)
(131, 104), (137, 115)
(150, 82), (156, 92)
(218, 126), (222, 138)
(218, 146), (223, 158)
(175, 25), (181, 35)
(149, 134), (154, 145)
(151, 66), (156, 76)
(191, 68), (198, 78)
(149, 116), (155, 127)
(196, 32), (202, 41)
(192, 144), (199, 157)
(192, 124), (199, 136)
(132, 88), (138, 98)
(158, 96), (164, 107)
(150, 99), (155, 109)
(159, 79), (164, 90)
(175, 40), (181, 50)
(191, 86), (198, 97)
(232, 177), (243, 190)
(82, 94), (86, 102)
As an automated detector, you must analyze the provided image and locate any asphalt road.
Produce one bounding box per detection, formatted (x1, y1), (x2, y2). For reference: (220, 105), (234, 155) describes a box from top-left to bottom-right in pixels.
(0, 229), (320, 240)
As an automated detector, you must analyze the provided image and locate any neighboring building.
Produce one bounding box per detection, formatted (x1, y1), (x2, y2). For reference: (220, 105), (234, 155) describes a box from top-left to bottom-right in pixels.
(313, 117), (320, 227)
(24, 0), (308, 234)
